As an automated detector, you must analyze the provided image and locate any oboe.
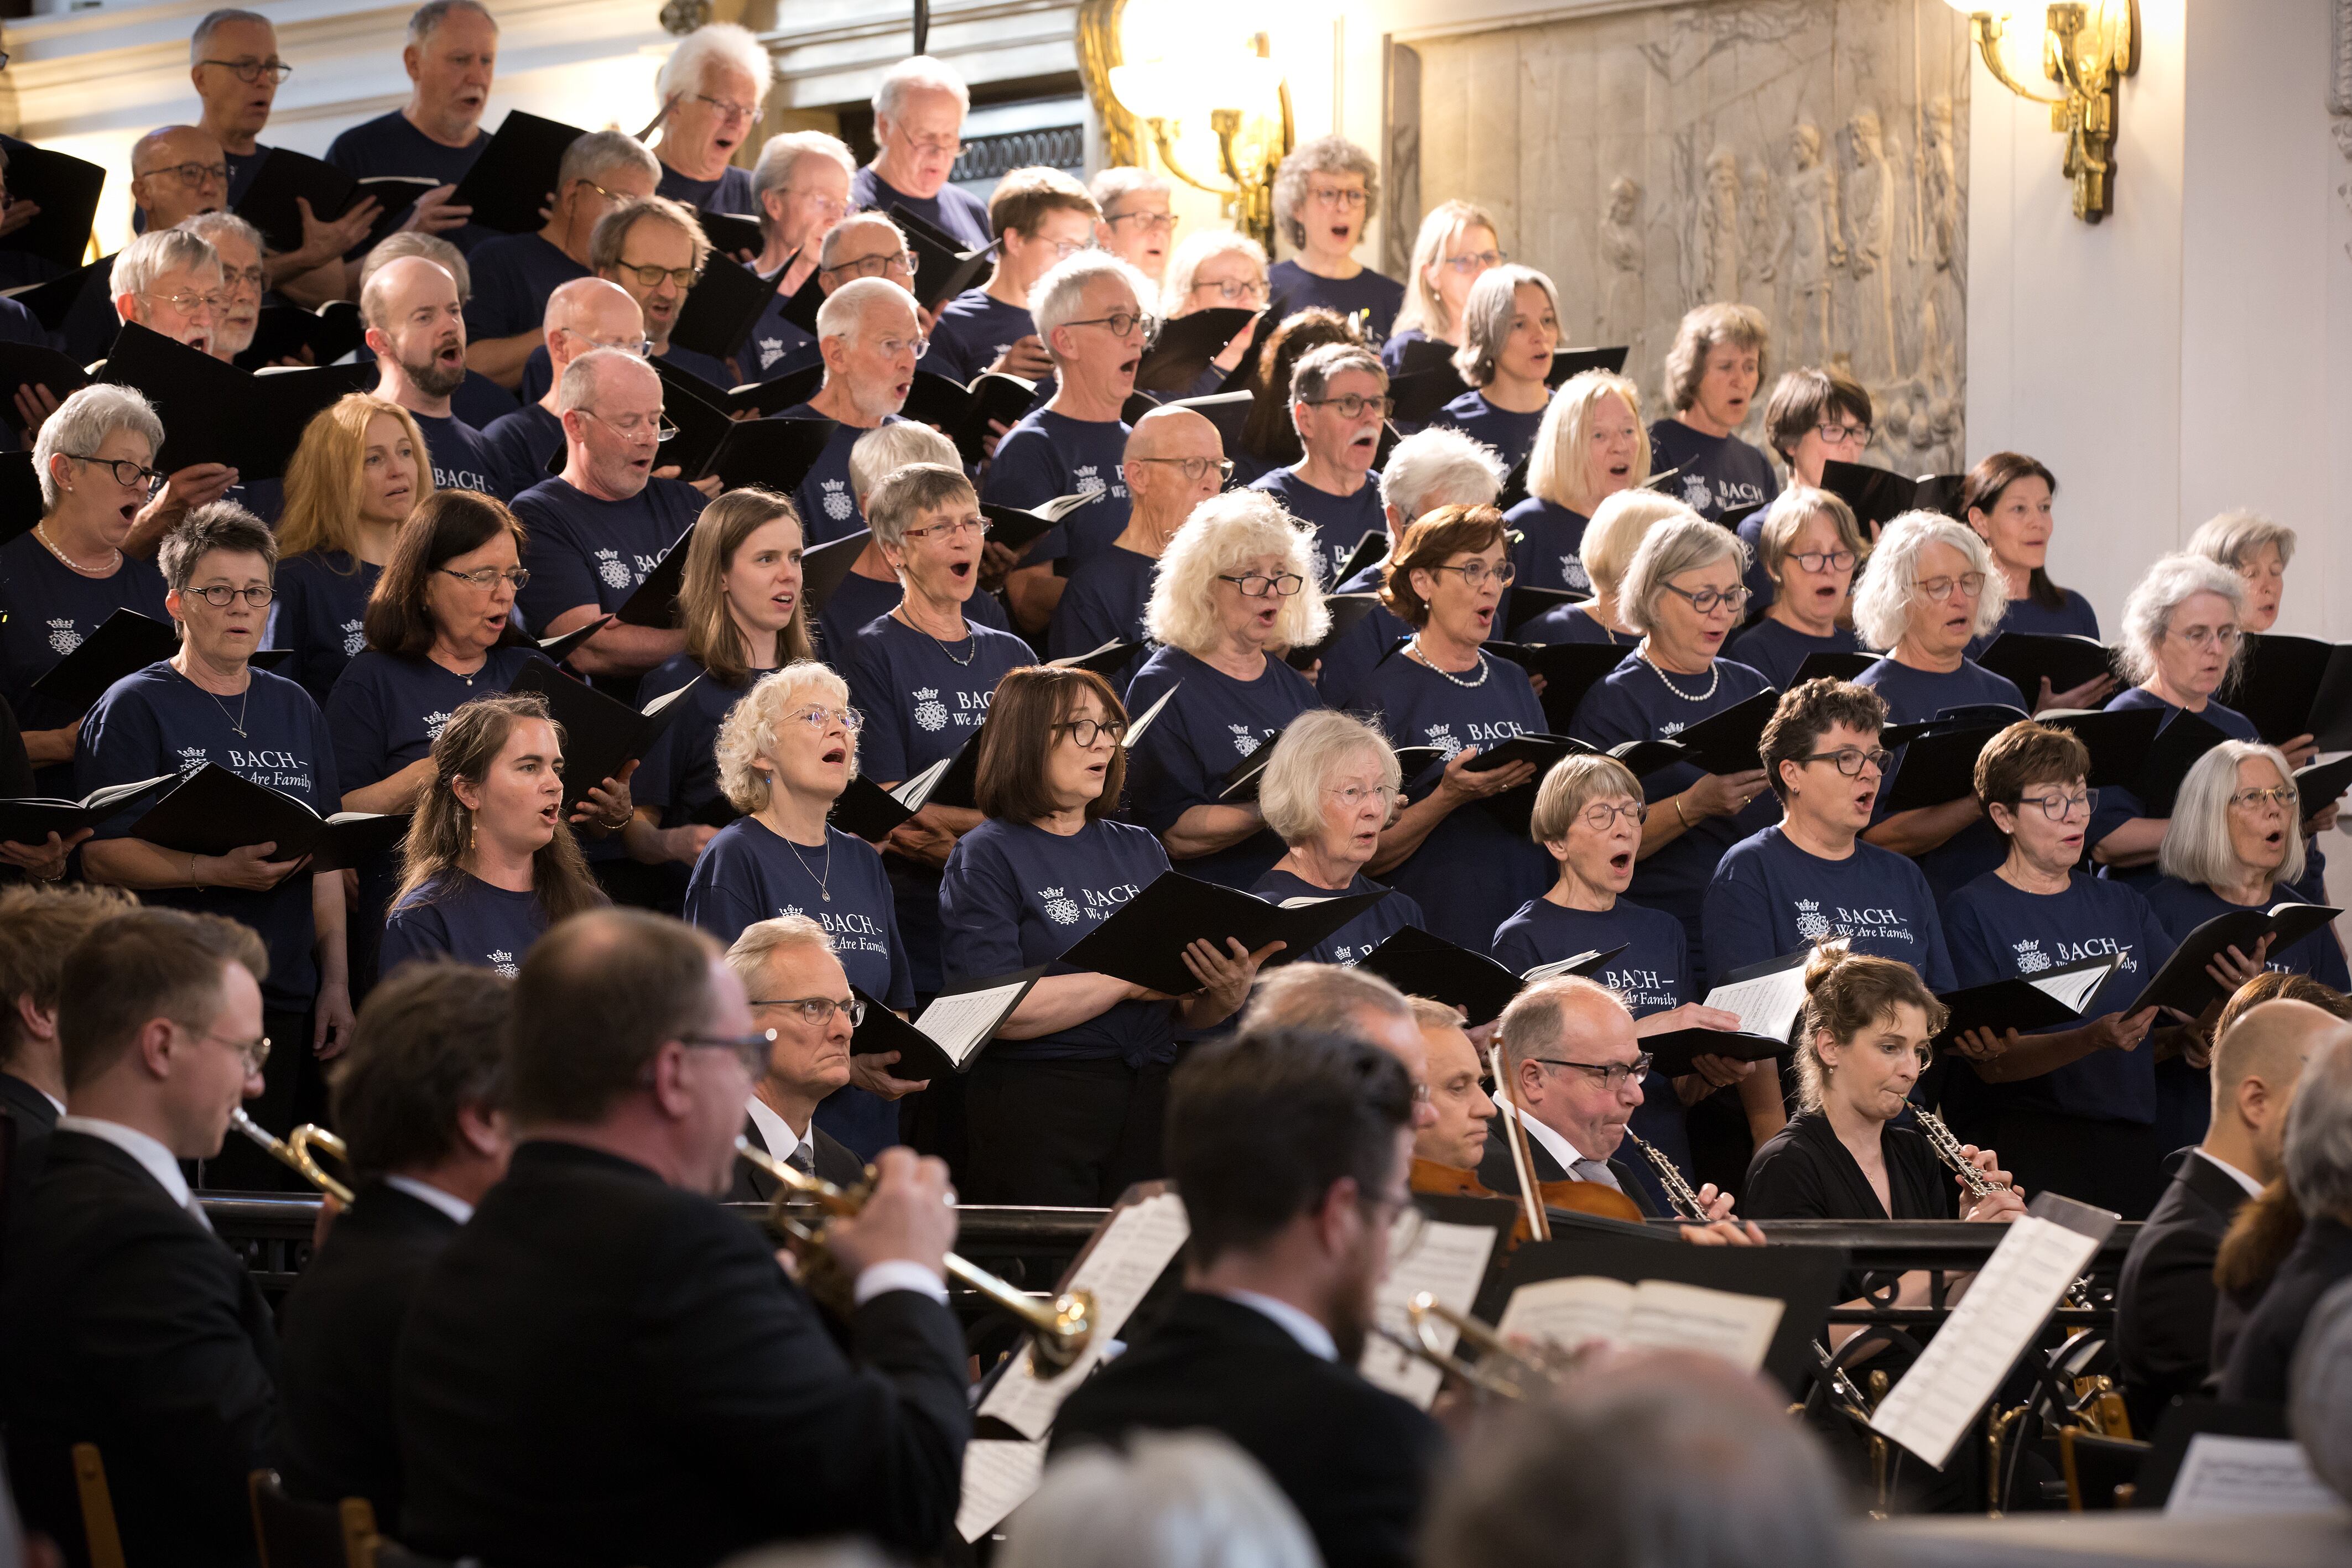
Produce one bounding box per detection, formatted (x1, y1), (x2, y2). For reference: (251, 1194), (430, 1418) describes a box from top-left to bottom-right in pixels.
(1914, 1108), (2003, 1197)
(1621, 1128), (1713, 1222)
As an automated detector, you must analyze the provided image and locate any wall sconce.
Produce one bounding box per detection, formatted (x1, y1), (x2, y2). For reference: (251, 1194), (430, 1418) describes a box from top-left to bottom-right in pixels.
(1948, 1), (2137, 221)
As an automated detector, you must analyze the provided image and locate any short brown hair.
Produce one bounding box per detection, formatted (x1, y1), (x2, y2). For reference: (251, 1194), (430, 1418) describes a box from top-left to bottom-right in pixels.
(975, 666), (1127, 825)
(366, 490), (528, 658)
(507, 909), (719, 1124)
(329, 960), (512, 1177)
(1973, 720), (2090, 817)
(1796, 945), (1947, 1112)
(57, 908), (268, 1091)
(1663, 302), (1768, 413)
(159, 501), (276, 592)
(1380, 503), (1509, 629)
(2216, 972), (2351, 1040)
(590, 194), (711, 276)
(0, 884), (137, 1068)
(1762, 367), (1871, 466)
(987, 166), (1098, 240)
(1759, 679), (1887, 802)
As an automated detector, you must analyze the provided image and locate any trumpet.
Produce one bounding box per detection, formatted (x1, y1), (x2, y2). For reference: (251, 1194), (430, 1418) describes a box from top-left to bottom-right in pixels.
(1375, 1291), (1576, 1402)
(733, 1137), (1095, 1373)
(230, 1109), (356, 1205)
(1621, 1129), (1715, 1223)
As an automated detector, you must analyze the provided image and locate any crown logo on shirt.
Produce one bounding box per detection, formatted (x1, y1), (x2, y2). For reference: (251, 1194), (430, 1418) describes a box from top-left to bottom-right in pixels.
(1230, 724), (1262, 758)
(913, 688), (948, 732)
(176, 746), (209, 772)
(2012, 937), (2051, 974)
(424, 710), (453, 740)
(1793, 898), (1830, 941)
(594, 548), (631, 590)
(488, 950), (517, 978)
(820, 477), (855, 522)
(46, 618), (81, 656)
(1039, 888), (1081, 925)
(1422, 722), (1461, 760)
(1073, 465), (1106, 498)
(757, 337), (785, 369)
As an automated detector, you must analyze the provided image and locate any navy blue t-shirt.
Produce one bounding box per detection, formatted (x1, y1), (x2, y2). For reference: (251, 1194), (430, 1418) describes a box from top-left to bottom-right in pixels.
(1721, 616), (1865, 691)
(683, 816), (914, 1009)
(1430, 390), (1544, 472)
(815, 566), (1008, 664)
(1047, 544), (1157, 690)
(1701, 824), (1955, 993)
(1855, 655), (2028, 903)
(480, 402), (563, 498)
(1246, 466), (1385, 587)
(938, 816), (1175, 1064)
(1503, 497), (1593, 597)
(462, 231), (586, 344)
(851, 166), (991, 252)
(1519, 603), (1630, 648)
(1248, 866), (1423, 967)
(656, 162), (756, 217)
(737, 284), (820, 382)
(627, 653), (745, 831)
(1266, 260), (1404, 345)
(2144, 877), (2350, 991)
(0, 533), (171, 775)
(928, 289), (1034, 386)
(1313, 599), (1411, 710)
(1966, 587), (2101, 662)
(2088, 686), (2258, 889)
(379, 870), (552, 977)
(324, 111), (492, 253)
(1647, 420), (1779, 522)
(324, 646), (541, 800)
(517, 340), (732, 404)
(1123, 645), (1323, 889)
(982, 409), (1132, 570)
(409, 410), (507, 498)
(77, 662), (338, 1011)
(512, 475), (709, 632)
(1944, 870), (2177, 1125)
(769, 407), (894, 545)
(272, 551), (383, 709)
(1379, 327), (1433, 377)
(1567, 655), (1779, 980)
(1349, 647), (1551, 950)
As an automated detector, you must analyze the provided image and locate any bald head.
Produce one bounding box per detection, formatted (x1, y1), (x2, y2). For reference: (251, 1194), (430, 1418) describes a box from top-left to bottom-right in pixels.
(1122, 405), (1225, 534)
(818, 213), (908, 276)
(362, 253), (460, 333)
(131, 125), (227, 228)
(2214, 999), (2352, 1185)
(545, 277), (644, 376)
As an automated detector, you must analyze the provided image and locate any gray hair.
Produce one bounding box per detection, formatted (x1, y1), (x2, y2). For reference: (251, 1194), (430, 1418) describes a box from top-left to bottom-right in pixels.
(34, 385), (164, 509)
(1272, 134), (1378, 252)
(752, 131), (855, 235)
(1031, 250), (1152, 345)
(1090, 165), (1172, 216)
(190, 9), (270, 64)
(1755, 485), (1868, 582)
(177, 210), (266, 262)
(558, 130), (659, 195)
(998, 1430), (1320, 1568)
(1378, 425), (1506, 523)
(361, 230), (471, 301)
(1619, 515), (1749, 637)
(111, 226), (220, 306)
(1453, 264), (1557, 387)
(815, 275), (915, 343)
(1146, 489), (1330, 655)
(655, 21), (773, 105)
(1240, 962), (1412, 1035)
(1161, 229), (1266, 318)
(817, 212), (908, 272)
(847, 421), (959, 503)
(863, 462), (975, 550)
(1849, 511), (2008, 652)
(407, 0), (495, 47)
(159, 501), (276, 591)
(2157, 740), (2307, 890)
(2292, 1275), (2352, 1503)
(2116, 551), (2246, 687)
(1288, 342), (1383, 408)
(721, 914), (834, 991)
(1258, 710), (1400, 845)
(1496, 974), (1627, 1075)
(2285, 1031), (2352, 1222)
(2187, 508), (2297, 572)
(557, 346), (652, 414)
(871, 54), (970, 122)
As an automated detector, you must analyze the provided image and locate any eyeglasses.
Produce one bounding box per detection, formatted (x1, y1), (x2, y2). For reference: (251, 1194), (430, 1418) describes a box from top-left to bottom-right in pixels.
(680, 1028), (779, 1076)
(1425, 560), (1515, 588)
(143, 162), (230, 188)
(1579, 799), (1649, 831)
(1038, 237), (1095, 262)
(823, 250), (916, 282)
(1106, 210), (1179, 236)
(199, 57), (293, 84)
(1660, 582), (1749, 616)
(1061, 310), (1148, 340)
(2015, 788), (2098, 820)
(787, 705), (864, 734)
(2167, 623), (2242, 651)
(1301, 393), (1393, 420)
(1130, 455), (1235, 483)
(612, 260), (703, 291)
(185, 1023), (271, 1073)
(1439, 249), (1506, 274)
(1787, 549), (1858, 574)
(897, 132), (964, 159)
(1373, 1194), (1428, 1262)
(1329, 782), (1400, 811)
(1800, 747), (1893, 778)
(440, 565), (531, 590)
(1814, 422), (1871, 447)
(1216, 571), (1305, 598)
(2228, 784), (2299, 812)
(1531, 1053), (1653, 1093)
(66, 453), (164, 492)
(566, 330), (656, 358)
(577, 180), (640, 208)
(580, 408), (679, 442)
(749, 996), (867, 1030)
(186, 584), (274, 608)
(784, 187), (850, 222)
(1307, 185), (1370, 210)
(691, 92), (759, 123)
(899, 514), (989, 542)
(1189, 277), (1267, 305)
(873, 332), (931, 360)
(1913, 571), (1987, 601)
(218, 265), (266, 295)
(1054, 717), (1126, 748)
(144, 289), (226, 315)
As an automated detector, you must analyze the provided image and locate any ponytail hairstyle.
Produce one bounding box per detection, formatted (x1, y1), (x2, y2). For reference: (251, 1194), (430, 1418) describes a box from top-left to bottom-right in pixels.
(394, 693), (604, 926)
(1794, 944), (1947, 1112)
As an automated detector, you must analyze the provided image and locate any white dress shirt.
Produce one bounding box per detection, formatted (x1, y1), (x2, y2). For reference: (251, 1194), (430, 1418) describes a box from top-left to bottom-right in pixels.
(743, 1094), (808, 1171)
(1220, 1289), (1339, 1362)
(384, 1174), (476, 1225)
(54, 1114), (201, 1221)
(741, 1095), (947, 1306)
(1495, 1098), (1621, 1191)
(2193, 1148), (2265, 1202)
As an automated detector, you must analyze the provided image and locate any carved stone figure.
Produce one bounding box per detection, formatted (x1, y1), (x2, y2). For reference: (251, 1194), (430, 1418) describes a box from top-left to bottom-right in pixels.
(1700, 146), (1742, 303)
(1843, 106), (1899, 384)
(1781, 123), (1843, 368)
(1598, 175), (1645, 347)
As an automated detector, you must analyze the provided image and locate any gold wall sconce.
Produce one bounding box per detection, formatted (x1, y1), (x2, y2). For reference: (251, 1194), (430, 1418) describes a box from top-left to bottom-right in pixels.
(1948, 1), (2138, 221)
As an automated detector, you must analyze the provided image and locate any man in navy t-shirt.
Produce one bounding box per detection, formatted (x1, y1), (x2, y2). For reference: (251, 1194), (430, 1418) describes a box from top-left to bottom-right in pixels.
(927, 168), (1096, 387)
(584, 195), (732, 389)
(481, 278), (646, 498)
(1246, 342), (1390, 585)
(769, 277), (920, 543)
(361, 253), (507, 498)
(849, 58), (991, 252)
(1047, 407), (1225, 686)
(511, 349), (707, 691)
(324, 0), (497, 253)
(646, 22), (772, 217)
(465, 131), (658, 390)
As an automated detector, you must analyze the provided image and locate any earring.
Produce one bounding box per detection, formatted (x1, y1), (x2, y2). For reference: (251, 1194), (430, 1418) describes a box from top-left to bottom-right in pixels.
(465, 805), (475, 854)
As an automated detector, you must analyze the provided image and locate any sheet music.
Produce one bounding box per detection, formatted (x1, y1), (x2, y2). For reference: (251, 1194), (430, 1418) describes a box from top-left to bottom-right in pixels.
(1521, 949), (1606, 983)
(957, 1437), (1047, 1543)
(2030, 955), (2116, 1014)
(1495, 1277), (1781, 1373)
(2164, 1434), (2343, 1519)
(976, 1191), (1190, 1439)
(893, 755), (952, 810)
(1497, 1275), (1637, 1353)
(1701, 952), (1809, 1040)
(1357, 1219), (1500, 1409)
(1122, 681), (1180, 748)
(912, 978), (1032, 1069)
(1867, 1215), (2101, 1468)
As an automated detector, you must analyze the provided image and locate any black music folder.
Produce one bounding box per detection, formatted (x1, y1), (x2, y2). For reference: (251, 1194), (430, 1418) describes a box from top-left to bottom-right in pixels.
(2033, 704), (2164, 789)
(0, 451), (42, 546)
(4, 255), (111, 336)
(236, 300), (367, 370)
(673, 252), (779, 362)
(0, 143), (107, 272)
(704, 416), (835, 494)
(775, 265), (825, 334)
(1057, 872), (1387, 997)
(1976, 631), (2121, 702)
(830, 773), (918, 842)
(1387, 363), (1469, 426)
(1819, 459), (1965, 533)
(698, 209), (762, 258)
(1515, 642), (1632, 731)
(1502, 585), (1588, 635)
(2234, 632), (2352, 751)
(234, 146), (358, 256)
(508, 659), (696, 811)
(2134, 707), (2234, 817)
(1878, 715), (2022, 815)
(1932, 955), (2117, 1048)
(514, 613), (614, 666)
(127, 763), (408, 873)
(1135, 306), (1256, 394)
(1285, 593), (1382, 673)
(1787, 649), (1881, 686)
(448, 111), (588, 235)
(849, 968), (1045, 1079)
(1351, 925), (1621, 1028)
(888, 204), (995, 312)
(100, 324), (372, 477)
(1658, 687), (1780, 777)
(616, 521), (695, 628)
(801, 530), (869, 621)
(2295, 753), (2352, 814)
(2128, 902), (2344, 1016)
(0, 772), (177, 845)
(27, 610), (180, 715)
(0, 341), (92, 433)
(981, 488), (1097, 556)
(902, 369), (1039, 465)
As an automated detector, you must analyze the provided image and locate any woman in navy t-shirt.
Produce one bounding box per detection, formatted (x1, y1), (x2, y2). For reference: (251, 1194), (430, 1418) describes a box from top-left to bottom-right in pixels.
(1427, 266), (1559, 472)
(381, 693), (607, 976)
(1745, 367), (1874, 610)
(1720, 487), (1869, 690)
(1264, 136), (1404, 344)
(939, 666), (1274, 1205)
(274, 394), (434, 707)
(1381, 200), (1501, 378)
(1348, 504), (1548, 949)
(1124, 489), (1330, 889)
(1959, 452), (2112, 705)
(1247, 710), (1424, 966)
(1503, 369), (1651, 601)
(1647, 304), (1779, 524)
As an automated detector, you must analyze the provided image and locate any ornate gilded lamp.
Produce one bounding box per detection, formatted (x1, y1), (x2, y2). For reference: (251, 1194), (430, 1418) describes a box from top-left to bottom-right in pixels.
(1947, 1), (2138, 222)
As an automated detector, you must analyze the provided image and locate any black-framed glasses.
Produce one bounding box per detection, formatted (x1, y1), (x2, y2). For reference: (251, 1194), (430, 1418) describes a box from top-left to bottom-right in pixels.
(2015, 788), (2098, 820)
(1425, 560), (1515, 588)
(1216, 571), (1304, 598)
(1130, 455), (1235, 483)
(199, 57), (294, 84)
(440, 565), (531, 590)
(187, 584), (274, 608)
(66, 453), (165, 492)
(143, 162), (230, 188)
(822, 250), (915, 282)
(1301, 393), (1393, 420)
(612, 260), (703, 290)
(1814, 422), (1871, 447)
(748, 996), (867, 1029)
(1788, 549), (1858, 574)
(1579, 799), (1648, 831)
(1061, 310), (1148, 339)
(1660, 582), (1749, 616)
(1913, 571), (1987, 601)
(1055, 717), (1126, 748)
(680, 1029), (779, 1076)
(1531, 1053), (1653, 1093)
(1800, 747), (1893, 778)
(184, 1022), (270, 1072)
(1307, 185), (1370, 210)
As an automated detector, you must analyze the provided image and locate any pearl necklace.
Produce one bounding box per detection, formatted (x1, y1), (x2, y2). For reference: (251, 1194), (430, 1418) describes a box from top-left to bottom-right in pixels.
(33, 522), (121, 577)
(1640, 645), (1720, 703)
(1409, 635), (1489, 689)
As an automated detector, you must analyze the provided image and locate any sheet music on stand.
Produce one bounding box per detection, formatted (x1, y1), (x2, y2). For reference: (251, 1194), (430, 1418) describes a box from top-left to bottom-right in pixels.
(1867, 1192), (2119, 1469)
(1358, 1218), (1500, 1409)
(975, 1186), (1190, 1439)
(1495, 1277), (1783, 1373)
(1702, 948), (1811, 1040)
(958, 1437), (1048, 1543)
(2164, 1435), (2342, 1519)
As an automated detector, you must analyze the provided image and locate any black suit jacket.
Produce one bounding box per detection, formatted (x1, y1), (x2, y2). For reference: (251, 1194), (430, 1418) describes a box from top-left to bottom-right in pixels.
(272, 1178), (462, 1526)
(2115, 1153), (2249, 1418)
(1053, 1291), (1445, 1568)
(0, 1130), (278, 1568)
(2219, 1214), (2352, 1406)
(393, 1138), (969, 1567)
(725, 1117), (866, 1204)
(0, 1070), (60, 1253)
(1473, 1116), (1661, 1219)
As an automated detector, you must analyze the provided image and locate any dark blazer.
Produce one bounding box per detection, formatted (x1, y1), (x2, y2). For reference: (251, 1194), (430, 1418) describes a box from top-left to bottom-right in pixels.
(1474, 1114), (1661, 1219)
(725, 1117), (866, 1204)
(2218, 1213), (2352, 1406)
(2115, 1153), (2250, 1419)
(1053, 1291), (1445, 1568)
(0, 1070), (60, 1250)
(0, 1130), (278, 1568)
(393, 1138), (969, 1568)
(272, 1178), (462, 1527)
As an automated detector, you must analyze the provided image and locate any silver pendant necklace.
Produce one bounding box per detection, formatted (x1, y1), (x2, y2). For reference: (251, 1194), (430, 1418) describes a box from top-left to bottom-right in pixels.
(783, 828), (834, 902)
(897, 605), (976, 667)
(200, 681), (251, 738)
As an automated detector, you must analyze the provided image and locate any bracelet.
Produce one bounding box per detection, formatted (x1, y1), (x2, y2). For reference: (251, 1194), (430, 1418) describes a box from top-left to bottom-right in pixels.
(1673, 798), (1690, 830)
(187, 852), (203, 888)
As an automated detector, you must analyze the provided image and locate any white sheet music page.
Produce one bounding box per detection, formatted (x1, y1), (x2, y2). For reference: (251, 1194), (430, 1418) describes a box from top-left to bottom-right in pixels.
(1521, 949), (1606, 983)
(1868, 1215), (2101, 1468)
(2029, 954), (2117, 1014)
(2164, 1434), (2344, 1519)
(976, 1191), (1190, 1439)
(1497, 1275), (1637, 1353)
(1358, 1219), (1500, 1409)
(1619, 1279), (1783, 1373)
(892, 754), (953, 810)
(958, 1437), (1047, 1543)
(913, 979), (1032, 1069)
(1701, 954), (1809, 1040)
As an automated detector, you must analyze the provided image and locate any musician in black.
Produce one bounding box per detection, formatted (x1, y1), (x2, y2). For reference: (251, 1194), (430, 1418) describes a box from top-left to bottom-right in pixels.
(274, 959), (513, 1525)
(0, 882), (134, 1237)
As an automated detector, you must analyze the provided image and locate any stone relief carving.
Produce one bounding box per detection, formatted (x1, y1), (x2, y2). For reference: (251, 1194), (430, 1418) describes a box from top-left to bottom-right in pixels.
(1398, 0), (1971, 471)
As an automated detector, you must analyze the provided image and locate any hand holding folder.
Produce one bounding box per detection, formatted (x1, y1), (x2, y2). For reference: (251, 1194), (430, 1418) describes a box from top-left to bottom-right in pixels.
(1057, 871), (1388, 997)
